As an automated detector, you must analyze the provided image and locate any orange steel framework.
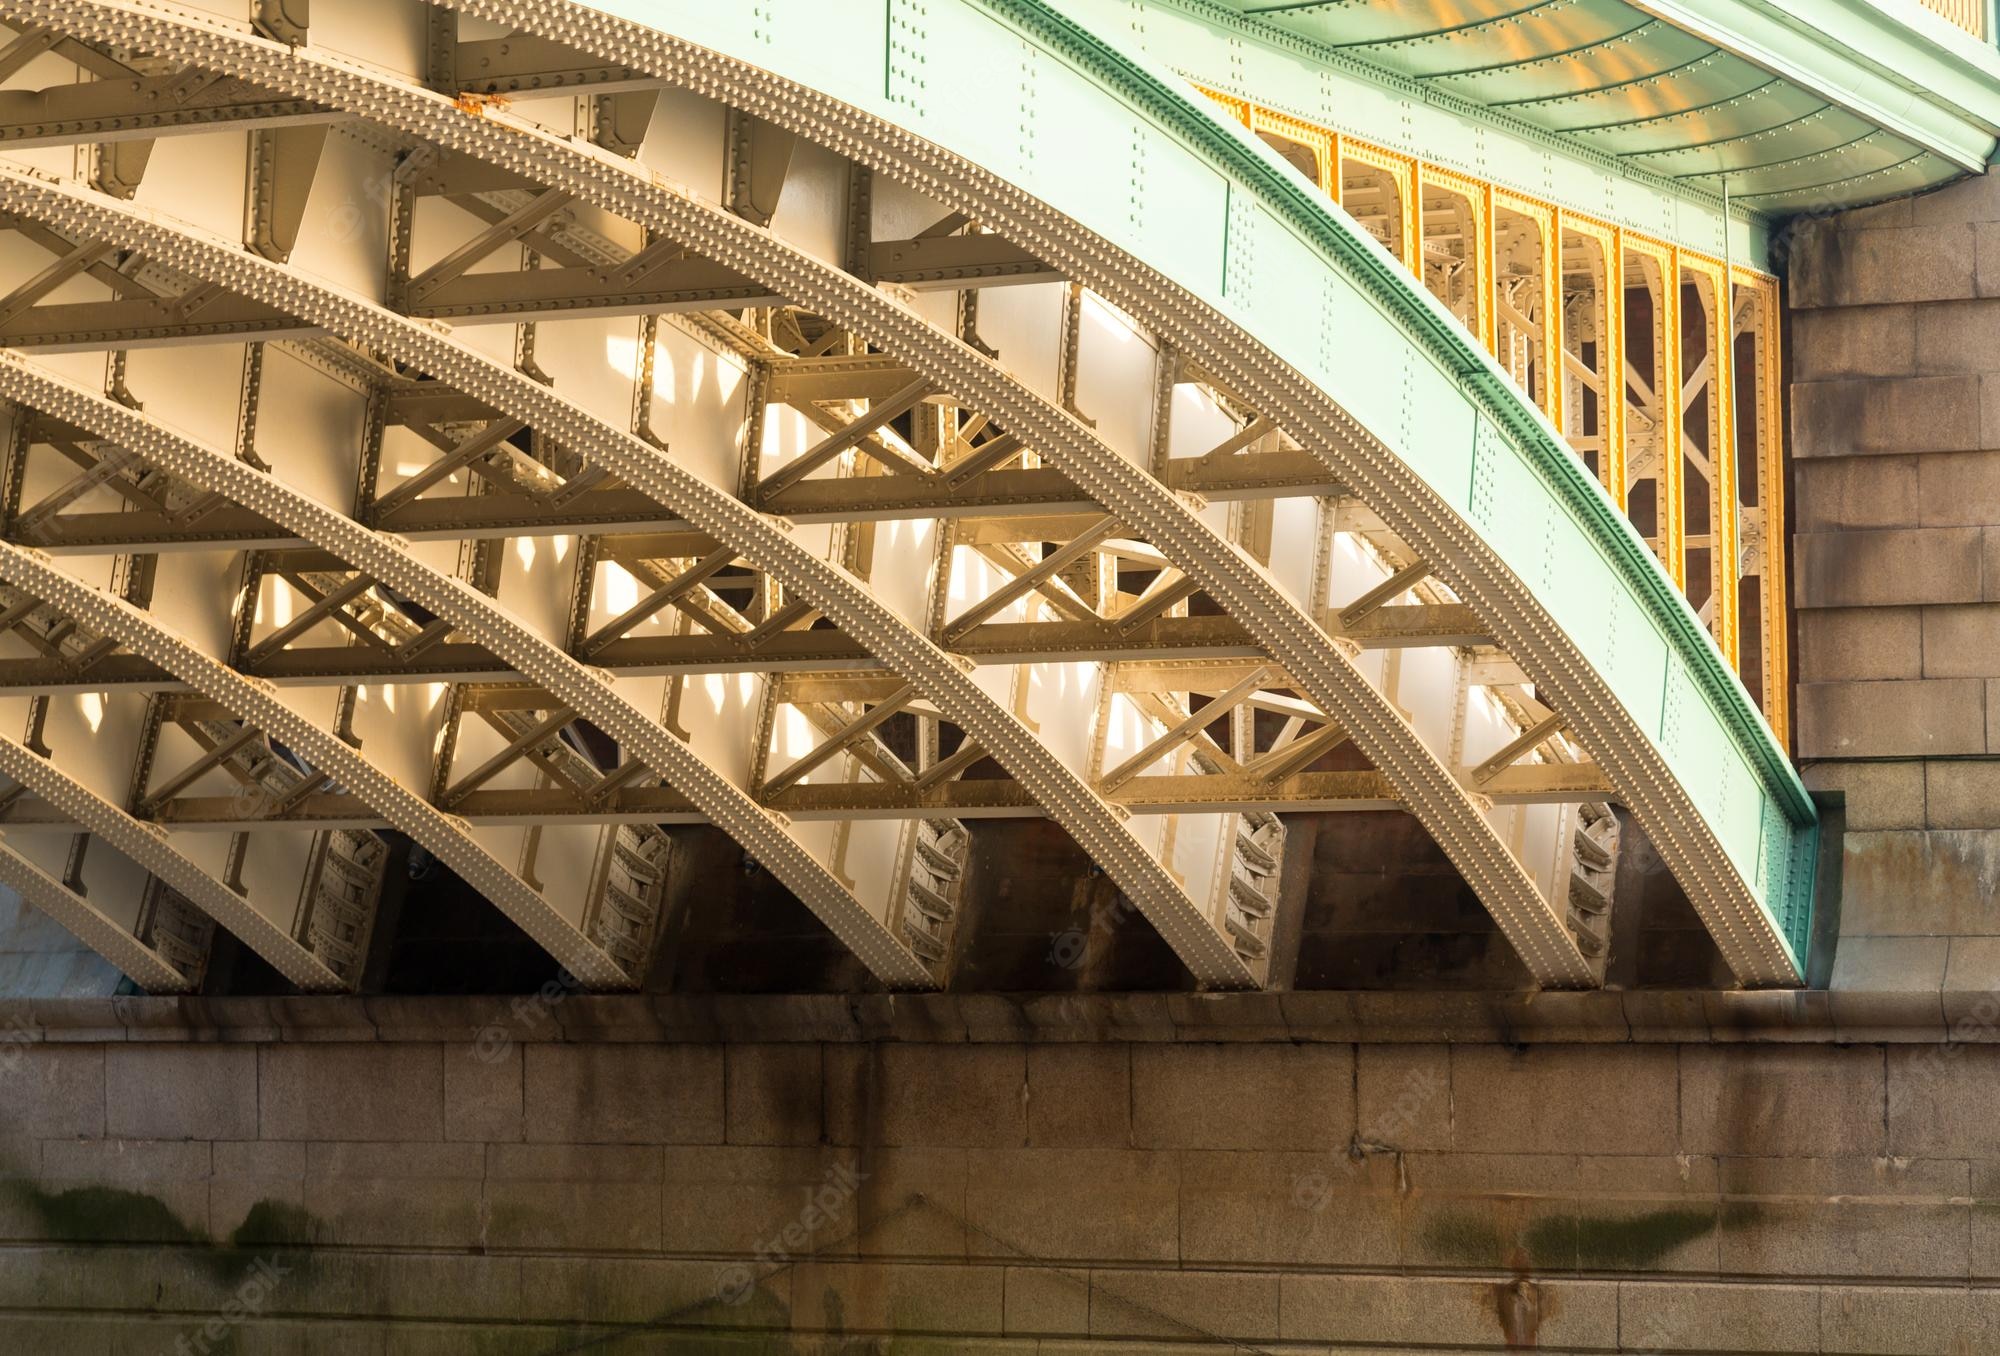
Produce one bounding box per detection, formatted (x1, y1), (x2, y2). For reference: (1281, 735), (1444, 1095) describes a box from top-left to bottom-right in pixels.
(1208, 89), (1791, 748)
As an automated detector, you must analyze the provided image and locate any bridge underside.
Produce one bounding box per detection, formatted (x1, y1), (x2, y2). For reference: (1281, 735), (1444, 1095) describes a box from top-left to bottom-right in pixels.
(0, 0), (1839, 1000)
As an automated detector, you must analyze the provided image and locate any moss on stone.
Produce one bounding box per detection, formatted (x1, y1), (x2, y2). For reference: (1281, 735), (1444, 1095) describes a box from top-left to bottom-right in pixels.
(227, 1198), (316, 1250)
(1560, 1208), (1718, 1269)
(15, 1182), (204, 1245)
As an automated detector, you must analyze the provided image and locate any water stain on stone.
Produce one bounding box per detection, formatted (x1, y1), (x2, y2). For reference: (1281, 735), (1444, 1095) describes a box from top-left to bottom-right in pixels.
(1492, 1276), (1543, 1347)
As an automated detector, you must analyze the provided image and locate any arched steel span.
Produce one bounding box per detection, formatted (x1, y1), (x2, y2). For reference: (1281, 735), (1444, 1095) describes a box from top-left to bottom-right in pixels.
(0, 516), (628, 991)
(0, 3), (1606, 985)
(0, 354), (937, 991)
(0, 98), (1252, 984)
(0, 730), (345, 991)
(418, 0), (1816, 984)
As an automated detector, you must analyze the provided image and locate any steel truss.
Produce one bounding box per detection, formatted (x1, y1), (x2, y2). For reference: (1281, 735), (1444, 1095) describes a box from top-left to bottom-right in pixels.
(0, 0), (1800, 990)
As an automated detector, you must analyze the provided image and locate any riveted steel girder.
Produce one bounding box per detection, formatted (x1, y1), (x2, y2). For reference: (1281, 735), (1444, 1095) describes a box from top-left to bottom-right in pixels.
(0, 531), (636, 989)
(0, 22), (1272, 988)
(0, 5), (1624, 992)
(0, 354), (939, 991)
(0, 724), (345, 990)
(394, 0), (1806, 984)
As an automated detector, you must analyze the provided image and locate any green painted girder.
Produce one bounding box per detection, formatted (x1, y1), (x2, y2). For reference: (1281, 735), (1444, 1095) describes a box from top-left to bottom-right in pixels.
(1197, 0), (2000, 205)
(1085, 0), (1768, 267)
(582, 0), (1821, 970)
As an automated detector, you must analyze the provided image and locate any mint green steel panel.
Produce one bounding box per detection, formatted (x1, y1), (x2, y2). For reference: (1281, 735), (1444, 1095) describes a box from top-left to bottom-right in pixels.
(1223, 199), (1323, 366)
(1398, 358), (1475, 516)
(1602, 586), (1668, 744)
(1539, 510), (1615, 662)
(582, 0), (1817, 959)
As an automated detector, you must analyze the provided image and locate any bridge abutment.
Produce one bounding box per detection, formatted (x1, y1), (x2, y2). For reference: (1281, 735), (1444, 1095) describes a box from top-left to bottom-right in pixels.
(1791, 169), (2000, 1001)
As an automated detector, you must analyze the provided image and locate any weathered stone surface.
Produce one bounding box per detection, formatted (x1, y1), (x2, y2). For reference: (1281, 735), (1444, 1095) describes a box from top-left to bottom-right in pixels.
(1130, 1043), (1351, 1150)
(1914, 298), (2000, 375)
(1001, 1265), (1089, 1336)
(1025, 1044), (1129, 1147)
(1829, 937), (1949, 1040)
(1924, 759), (2000, 827)
(521, 1043), (723, 1144)
(725, 1043), (822, 1146)
(1795, 528), (1983, 609)
(303, 1140), (483, 1248)
(0, 1045), (100, 1140)
(1680, 1045), (1886, 1158)
(788, 1260), (1005, 1333)
(1790, 304), (1915, 380)
(1354, 1042), (1451, 1151)
(855, 1044), (1027, 1148)
(33, 1140), (210, 1246)
(1278, 1274), (1618, 1347)
(1920, 604), (2000, 680)
(1820, 1285), (1991, 1355)
(849, 1146), (970, 1260)
(259, 1043), (441, 1143)
(1802, 760), (1927, 830)
(1178, 1149), (1401, 1267)
(1942, 937), (2000, 1034)
(1086, 1267), (1279, 1341)
(103, 1045), (255, 1142)
(1798, 607), (1922, 683)
(1917, 450), (2000, 526)
(963, 1148), (1179, 1263)
(1616, 1279), (1822, 1353)
(1843, 831), (2000, 936)
(1798, 680), (1986, 758)
(661, 1144), (859, 1256)
(441, 1038), (521, 1144)
(1794, 224), (1978, 308)
(1723, 1197), (1970, 1280)
(1448, 1045), (1678, 1155)
(1794, 374), (1981, 457)
(484, 1143), (663, 1251)
(1888, 1044), (2000, 1157)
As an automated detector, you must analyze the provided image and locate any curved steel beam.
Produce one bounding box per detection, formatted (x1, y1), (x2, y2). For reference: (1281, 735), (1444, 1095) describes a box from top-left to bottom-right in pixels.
(0, 835), (190, 992)
(0, 730), (345, 990)
(0, 28), (1247, 987)
(418, 0), (1800, 984)
(0, 353), (934, 990)
(0, 1), (1591, 983)
(0, 527), (634, 989)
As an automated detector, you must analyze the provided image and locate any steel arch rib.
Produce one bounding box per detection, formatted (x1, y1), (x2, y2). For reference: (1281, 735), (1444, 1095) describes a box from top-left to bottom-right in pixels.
(0, 356), (934, 992)
(0, 11), (1250, 988)
(0, 732), (346, 990)
(422, 0), (1808, 986)
(0, 1), (1591, 983)
(0, 836), (190, 993)
(0, 522), (630, 989)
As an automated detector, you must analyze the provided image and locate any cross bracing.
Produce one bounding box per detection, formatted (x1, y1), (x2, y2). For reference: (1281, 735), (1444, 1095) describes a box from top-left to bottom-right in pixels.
(0, 0), (1816, 995)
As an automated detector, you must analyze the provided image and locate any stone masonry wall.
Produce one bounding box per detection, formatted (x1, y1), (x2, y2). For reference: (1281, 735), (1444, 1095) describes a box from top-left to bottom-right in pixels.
(0, 993), (1997, 1353)
(1788, 169), (2000, 998)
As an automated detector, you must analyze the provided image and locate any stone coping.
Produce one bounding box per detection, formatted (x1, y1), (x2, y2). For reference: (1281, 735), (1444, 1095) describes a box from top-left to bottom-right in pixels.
(0, 987), (1983, 1045)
